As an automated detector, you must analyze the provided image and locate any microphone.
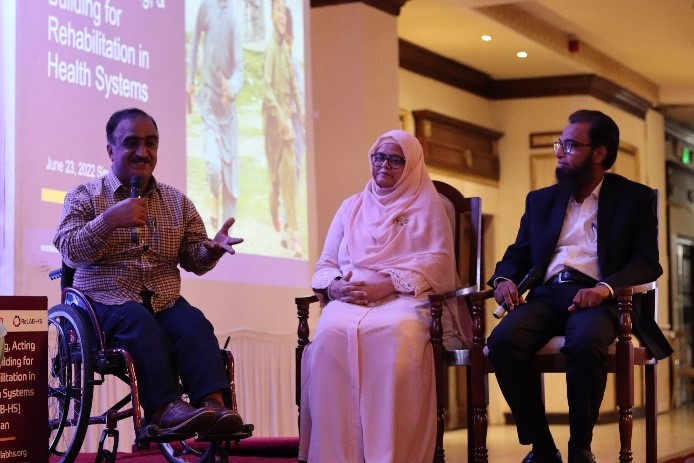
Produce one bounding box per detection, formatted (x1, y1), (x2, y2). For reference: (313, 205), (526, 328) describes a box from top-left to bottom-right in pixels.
(493, 267), (543, 319)
(130, 175), (144, 244)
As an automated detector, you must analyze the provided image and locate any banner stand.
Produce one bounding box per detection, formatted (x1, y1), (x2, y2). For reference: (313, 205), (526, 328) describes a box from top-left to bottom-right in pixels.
(0, 296), (48, 463)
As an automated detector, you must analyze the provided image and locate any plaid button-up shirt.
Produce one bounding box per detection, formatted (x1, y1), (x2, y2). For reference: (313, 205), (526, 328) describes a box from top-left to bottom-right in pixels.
(53, 170), (219, 312)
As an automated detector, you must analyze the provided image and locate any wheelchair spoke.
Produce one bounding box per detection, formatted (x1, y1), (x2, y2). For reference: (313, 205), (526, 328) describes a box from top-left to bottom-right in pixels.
(47, 306), (95, 463)
(46, 298), (246, 463)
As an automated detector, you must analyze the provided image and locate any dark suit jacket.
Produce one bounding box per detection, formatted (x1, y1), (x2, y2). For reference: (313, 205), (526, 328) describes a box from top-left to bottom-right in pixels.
(488, 173), (672, 360)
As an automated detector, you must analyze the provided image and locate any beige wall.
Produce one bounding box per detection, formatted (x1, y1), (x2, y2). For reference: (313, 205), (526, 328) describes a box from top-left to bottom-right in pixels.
(398, 69), (500, 210)
(311, 3), (401, 248)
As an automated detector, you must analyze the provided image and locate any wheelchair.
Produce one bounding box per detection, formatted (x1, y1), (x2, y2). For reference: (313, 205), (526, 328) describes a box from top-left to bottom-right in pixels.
(47, 263), (254, 463)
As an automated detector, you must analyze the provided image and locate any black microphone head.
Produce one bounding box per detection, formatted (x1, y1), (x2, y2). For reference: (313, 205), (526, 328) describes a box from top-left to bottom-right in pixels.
(130, 175), (144, 188)
(130, 175), (144, 198)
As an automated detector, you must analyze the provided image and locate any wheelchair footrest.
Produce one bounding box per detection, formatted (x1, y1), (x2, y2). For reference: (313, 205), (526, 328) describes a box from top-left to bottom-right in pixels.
(135, 424), (161, 442)
(196, 423), (254, 443)
(142, 430), (197, 443)
(135, 422), (253, 445)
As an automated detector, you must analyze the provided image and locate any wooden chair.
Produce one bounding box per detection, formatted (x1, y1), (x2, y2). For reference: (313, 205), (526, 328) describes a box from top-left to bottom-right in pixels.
(295, 180), (480, 463)
(430, 185), (666, 463)
(428, 181), (482, 463)
(430, 277), (661, 463)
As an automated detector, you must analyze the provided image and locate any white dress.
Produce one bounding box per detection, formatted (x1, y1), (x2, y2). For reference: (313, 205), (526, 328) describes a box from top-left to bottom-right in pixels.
(298, 199), (463, 463)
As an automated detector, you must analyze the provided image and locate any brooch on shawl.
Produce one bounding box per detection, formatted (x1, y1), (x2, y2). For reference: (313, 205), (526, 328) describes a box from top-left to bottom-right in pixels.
(394, 215), (409, 226)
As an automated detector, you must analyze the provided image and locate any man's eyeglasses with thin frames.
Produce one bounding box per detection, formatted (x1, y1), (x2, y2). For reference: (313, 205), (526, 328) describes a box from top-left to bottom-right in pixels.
(553, 140), (593, 154)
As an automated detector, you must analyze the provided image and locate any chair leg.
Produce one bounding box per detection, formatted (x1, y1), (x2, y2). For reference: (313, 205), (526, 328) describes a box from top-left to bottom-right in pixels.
(645, 363), (657, 463)
(472, 405), (488, 462)
(615, 291), (635, 463)
(431, 297), (446, 463)
(433, 399), (445, 463)
(471, 372), (488, 463)
(467, 373), (474, 463)
(616, 349), (634, 462)
(431, 345), (445, 463)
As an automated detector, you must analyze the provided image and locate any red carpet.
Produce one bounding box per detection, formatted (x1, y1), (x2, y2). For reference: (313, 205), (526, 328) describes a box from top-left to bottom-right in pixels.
(58, 442), (694, 463)
(662, 451), (694, 463)
(55, 437), (299, 462)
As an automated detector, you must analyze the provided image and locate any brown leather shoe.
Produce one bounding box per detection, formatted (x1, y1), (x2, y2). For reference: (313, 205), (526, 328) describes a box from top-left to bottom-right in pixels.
(150, 399), (216, 434)
(200, 399), (244, 435)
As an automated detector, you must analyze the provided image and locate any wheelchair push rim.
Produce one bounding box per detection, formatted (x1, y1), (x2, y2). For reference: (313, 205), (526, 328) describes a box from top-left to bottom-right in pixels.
(48, 304), (96, 462)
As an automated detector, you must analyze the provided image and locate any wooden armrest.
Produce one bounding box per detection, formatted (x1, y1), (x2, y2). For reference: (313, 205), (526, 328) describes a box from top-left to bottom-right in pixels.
(428, 285), (480, 333)
(463, 289), (495, 348)
(429, 286), (495, 350)
(613, 280), (657, 349)
(296, 294), (319, 349)
(428, 284), (479, 305)
(295, 294), (320, 409)
(614, 280), (657, 296)
(467, 288), (495, 304)
(295, 294), (319, 305)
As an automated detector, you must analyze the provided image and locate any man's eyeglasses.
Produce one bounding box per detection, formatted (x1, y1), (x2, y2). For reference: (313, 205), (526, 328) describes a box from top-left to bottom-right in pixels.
(371, 153), (405, 169)
(553, 140), (593, 154)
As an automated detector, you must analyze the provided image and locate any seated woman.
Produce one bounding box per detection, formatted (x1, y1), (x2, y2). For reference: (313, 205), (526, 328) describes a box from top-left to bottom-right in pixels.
(299, 129), (470, 462)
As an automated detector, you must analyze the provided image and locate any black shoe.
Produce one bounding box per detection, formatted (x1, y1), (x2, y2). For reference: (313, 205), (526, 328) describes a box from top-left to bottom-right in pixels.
(150, 399), (216, 434)
(568, 449), (596, 463)
(522, 449), (563, 463)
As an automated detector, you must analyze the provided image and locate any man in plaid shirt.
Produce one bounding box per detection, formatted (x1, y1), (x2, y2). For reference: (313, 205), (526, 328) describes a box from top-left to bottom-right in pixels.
(54, 108), (245, 435)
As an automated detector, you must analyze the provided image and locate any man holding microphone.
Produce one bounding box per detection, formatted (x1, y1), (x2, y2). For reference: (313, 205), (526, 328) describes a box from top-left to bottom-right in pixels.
(53, 108), (245, 436)
(486, 110), (671, 463)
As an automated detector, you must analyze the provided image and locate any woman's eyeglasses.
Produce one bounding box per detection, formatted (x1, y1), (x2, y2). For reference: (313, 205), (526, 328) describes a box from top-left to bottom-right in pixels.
(371, 153), (405, 169)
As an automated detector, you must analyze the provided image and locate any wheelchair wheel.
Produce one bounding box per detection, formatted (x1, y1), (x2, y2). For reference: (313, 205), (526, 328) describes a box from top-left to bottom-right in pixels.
(158, 440), (227, 463)
(48, 304), (95, 463)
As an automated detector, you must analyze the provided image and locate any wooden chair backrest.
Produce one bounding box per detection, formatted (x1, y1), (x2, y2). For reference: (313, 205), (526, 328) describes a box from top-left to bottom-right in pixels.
(433, 180), (482, 290)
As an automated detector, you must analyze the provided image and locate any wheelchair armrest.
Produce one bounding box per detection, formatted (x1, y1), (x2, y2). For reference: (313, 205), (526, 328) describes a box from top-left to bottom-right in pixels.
(49, 268), (62, 280)
(62, 286), (108, 352)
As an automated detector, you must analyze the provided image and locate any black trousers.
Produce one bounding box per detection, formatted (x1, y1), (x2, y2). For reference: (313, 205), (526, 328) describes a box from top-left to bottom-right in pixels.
(91, 296), (229, 417)
(487, 282), (619, 452)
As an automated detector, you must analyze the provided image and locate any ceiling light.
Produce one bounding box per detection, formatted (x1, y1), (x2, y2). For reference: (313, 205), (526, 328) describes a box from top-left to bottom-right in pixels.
(481, 35), (492, 41)
(516, 51), (528, 58)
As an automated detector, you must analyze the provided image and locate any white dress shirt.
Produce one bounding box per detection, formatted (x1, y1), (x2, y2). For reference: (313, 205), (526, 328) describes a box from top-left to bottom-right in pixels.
(545, 180), (603, 283)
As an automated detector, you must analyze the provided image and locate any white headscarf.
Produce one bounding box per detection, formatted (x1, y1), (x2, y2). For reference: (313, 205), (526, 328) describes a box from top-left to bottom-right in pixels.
(343, 129), (457, 293)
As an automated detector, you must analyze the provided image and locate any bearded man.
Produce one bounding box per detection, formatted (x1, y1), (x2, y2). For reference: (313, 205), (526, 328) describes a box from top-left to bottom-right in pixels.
(485, 109), (672, 463)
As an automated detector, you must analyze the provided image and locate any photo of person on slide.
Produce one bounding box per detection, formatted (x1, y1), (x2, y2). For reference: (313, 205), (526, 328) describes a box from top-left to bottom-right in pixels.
(185, 0), (308, 261)
(262, 0), (305, 257)
(187, 0), (244, 229)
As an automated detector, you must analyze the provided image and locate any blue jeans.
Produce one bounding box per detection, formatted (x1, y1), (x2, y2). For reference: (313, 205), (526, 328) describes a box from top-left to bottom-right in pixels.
(92, 296), (229, 417)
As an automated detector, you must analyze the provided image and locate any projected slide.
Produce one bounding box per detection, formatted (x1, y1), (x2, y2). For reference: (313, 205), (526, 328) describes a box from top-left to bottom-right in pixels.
(12, 0), (308, 286)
